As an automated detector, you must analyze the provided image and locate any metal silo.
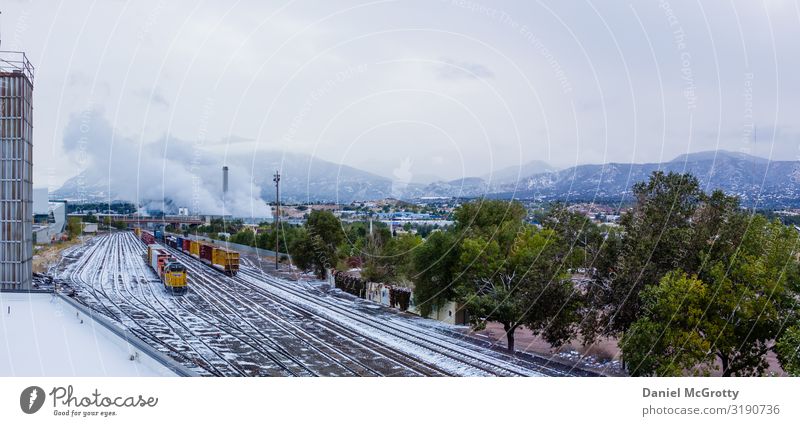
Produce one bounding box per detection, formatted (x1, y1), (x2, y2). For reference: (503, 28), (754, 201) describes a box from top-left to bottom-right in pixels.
(0, 51), (34, 290)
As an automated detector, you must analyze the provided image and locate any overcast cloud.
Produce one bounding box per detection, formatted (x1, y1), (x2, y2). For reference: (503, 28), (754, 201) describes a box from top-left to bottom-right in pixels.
(3, 0), (800, 191)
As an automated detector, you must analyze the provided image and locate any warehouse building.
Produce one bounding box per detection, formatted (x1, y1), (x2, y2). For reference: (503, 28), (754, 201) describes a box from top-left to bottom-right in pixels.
(0, 51), (34, 290)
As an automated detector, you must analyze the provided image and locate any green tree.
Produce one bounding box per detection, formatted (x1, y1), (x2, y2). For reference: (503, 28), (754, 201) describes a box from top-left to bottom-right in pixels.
(306, 210), (344, 250)
(599, 171), (702, 337)
(230, 228), (256, 246)
(542, 203), (604, 270)
(288, 210), (344, 278)
(289, 228), (320, 275)
(363, 233), (422, 283)
(67, 217), (83, 239)
(776, 326), (800, 376)
(411, 231), (461, 317)
(622, 216), (799, 376)
(620, 271), (712, 376)
(457, 228), (579, 352)
(453, 199), (526, 236)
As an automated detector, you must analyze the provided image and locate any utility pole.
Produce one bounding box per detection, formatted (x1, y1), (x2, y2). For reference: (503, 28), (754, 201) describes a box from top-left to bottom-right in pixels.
(273, 171), (281, 270)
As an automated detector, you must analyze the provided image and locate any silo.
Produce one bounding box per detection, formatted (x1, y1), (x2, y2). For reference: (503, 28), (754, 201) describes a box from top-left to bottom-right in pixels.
(0, 51), (34, 290)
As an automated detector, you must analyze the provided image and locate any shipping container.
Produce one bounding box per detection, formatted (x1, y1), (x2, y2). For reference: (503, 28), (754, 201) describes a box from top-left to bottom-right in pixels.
(134, 227), (141, 237)
(154, 230), (164, 241)
(199, 243), (214, 262)
(141, 231), (155, 245)
(148, 244), (169, 275)
(212, 248), (240, 275)
(176, 237), (184, 251)
(182, 239), (191, 251)
(189, 241), (200, 257)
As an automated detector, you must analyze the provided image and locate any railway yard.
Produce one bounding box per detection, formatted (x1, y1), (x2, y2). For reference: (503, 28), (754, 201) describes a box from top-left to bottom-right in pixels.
(51, 232), (592, 377)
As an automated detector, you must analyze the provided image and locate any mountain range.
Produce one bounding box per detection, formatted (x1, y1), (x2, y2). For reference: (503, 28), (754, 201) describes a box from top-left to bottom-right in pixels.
(52, 150), (800, 208)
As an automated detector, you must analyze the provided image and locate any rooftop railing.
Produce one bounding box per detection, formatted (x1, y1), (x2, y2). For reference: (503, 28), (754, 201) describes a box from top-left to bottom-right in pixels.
(0, 51), (34, 84)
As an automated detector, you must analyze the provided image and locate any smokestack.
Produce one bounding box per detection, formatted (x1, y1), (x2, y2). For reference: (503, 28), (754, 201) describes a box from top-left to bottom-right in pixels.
(222, 166), (229, 196)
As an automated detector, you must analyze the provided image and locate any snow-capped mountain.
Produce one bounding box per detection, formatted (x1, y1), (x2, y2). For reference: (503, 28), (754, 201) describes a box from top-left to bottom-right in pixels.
(489, 151), (800, 206)
(52, 150), (800, 208)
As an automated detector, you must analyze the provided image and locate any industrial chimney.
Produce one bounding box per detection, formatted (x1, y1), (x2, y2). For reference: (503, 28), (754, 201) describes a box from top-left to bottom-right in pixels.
(222, 166), (229, 196)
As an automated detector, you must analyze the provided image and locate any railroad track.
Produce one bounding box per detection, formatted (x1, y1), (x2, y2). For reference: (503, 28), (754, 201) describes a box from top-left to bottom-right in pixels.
(114, 234), (265, 377)
(166, 245), (449, 376)
(63, 235), (218, 375)
(236, 267), (561, 377)
(63, 231), (572, 376)
(65, 233), (283, 376)
(166, 238), (561, 376)
(123, 235), (315, 377)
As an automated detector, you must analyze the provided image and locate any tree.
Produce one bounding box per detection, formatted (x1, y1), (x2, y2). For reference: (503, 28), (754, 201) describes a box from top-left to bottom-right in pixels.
(457, 227), (580, 352)
(453, 199), (526, 240)
(622, 216), (799, 376)
(776, 326), (800, 376)
(363, 233), (421, 283)
(621, 271), (712, 376)
(230, 229), (256, 246)
(542, 203), (604, 270)
(288, 210), (344, 278)
(598, 171), (703, 337)
(67, 217), (83, 239)
(306, 210), (345, 252)
(411, 231), (462, 317)
(289, 229), (320, 276)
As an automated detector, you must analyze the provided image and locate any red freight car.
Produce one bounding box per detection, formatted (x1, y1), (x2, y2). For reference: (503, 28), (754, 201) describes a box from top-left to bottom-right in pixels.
(141, 231), (155, 245)
(199, 243), (214, 262)
(182, 239), (191, 251)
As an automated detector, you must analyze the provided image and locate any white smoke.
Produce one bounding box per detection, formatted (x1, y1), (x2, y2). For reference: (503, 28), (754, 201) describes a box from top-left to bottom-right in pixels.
(60, 110), (271, 218)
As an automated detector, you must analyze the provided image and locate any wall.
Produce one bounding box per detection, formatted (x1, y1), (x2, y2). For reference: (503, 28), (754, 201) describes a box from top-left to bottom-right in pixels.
(334, 272), (467, 325)
(408, 300), (467, 326)
(57, 293), (197, 377)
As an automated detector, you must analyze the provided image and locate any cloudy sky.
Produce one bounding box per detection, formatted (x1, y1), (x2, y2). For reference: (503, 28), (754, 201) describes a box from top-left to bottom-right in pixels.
(4, 0), (800, 193)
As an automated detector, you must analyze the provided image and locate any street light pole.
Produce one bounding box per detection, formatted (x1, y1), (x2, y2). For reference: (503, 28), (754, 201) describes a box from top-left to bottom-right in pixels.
(273, 171), (281, 270)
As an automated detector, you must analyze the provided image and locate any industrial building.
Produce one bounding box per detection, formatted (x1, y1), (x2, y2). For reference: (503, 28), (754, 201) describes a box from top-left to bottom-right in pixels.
(0, 51), (34, 291)
(32, 188), (67, 244)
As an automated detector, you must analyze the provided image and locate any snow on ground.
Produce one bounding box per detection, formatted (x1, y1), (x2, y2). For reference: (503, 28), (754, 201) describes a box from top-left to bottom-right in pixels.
(0, 293), (176, 377)
(239, 273), (552, 376)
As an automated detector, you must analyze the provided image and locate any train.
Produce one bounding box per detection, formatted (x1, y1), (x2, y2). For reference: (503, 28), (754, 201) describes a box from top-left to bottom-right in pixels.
(163, 234), (240, 276)
(139, 231), (188, 293)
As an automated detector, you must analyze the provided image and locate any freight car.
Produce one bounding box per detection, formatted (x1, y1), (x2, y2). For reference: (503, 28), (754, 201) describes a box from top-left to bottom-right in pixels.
(141, 230), (155, 245)
(196, 242), (240, 276)
(212, 247), (240, 276)
(173, 236), (240, 276)
(146, 244), (188, 294)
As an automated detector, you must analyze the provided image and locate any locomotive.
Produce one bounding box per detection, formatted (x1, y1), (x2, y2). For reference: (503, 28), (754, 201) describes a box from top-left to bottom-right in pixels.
(140, 231), (188, 294)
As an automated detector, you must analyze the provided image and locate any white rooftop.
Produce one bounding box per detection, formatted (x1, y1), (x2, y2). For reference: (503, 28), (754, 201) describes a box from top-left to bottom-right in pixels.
(0, 293), (177, 376)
